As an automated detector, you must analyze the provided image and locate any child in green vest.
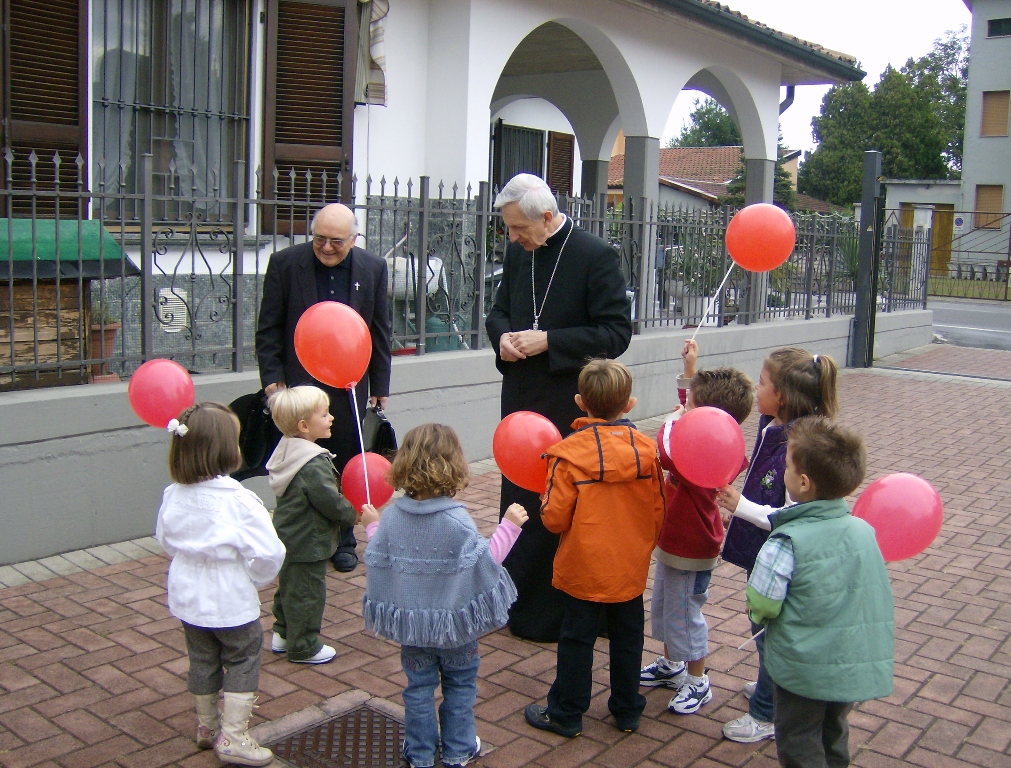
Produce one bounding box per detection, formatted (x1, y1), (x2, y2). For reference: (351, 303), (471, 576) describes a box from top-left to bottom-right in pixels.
(746, 417), (893, 768)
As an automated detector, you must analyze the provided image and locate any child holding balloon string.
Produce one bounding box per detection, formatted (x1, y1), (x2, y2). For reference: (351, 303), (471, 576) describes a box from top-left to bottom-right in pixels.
(156, 402), (286, 766)
(360, 423), (527, 768)
(716, 346), (839, 743)
(641, 340), (754, 716)
(266, 385), (359, 664)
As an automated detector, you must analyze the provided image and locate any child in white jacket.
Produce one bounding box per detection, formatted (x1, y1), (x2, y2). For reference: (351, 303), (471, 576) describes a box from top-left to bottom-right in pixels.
(156, 402), (286, 767)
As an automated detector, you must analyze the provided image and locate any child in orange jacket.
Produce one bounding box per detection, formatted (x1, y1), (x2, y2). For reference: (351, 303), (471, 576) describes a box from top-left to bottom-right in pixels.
(524, 359), (665, 737)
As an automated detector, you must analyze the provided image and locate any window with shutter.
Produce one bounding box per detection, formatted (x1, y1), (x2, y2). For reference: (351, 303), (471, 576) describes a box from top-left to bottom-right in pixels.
(974, 185), (1005, 229)
(546, 131), (575, 197)
(981, 91), (1010, 137)
(492, 120), (545, 191)
(264, 0), (357, 229)
(1, 0), (86, 211)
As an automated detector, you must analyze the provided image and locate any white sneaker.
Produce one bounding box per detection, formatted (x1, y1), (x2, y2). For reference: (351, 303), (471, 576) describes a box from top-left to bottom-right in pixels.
(722, 713), (775, 743)
(271, 632), (287, 653)
(640, 656), (687, 688)
(668, 674), (712, 714)
(291, 644), (336, 664)
(743, 681), (757, 700)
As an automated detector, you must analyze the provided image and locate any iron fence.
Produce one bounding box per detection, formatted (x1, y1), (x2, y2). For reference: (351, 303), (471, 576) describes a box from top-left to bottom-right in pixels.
(2, 149), (928, 390)
(910, 209), (1011, 301)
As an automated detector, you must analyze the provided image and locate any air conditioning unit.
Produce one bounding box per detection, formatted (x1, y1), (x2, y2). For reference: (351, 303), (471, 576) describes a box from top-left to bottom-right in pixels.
(158, 288), (189, 333)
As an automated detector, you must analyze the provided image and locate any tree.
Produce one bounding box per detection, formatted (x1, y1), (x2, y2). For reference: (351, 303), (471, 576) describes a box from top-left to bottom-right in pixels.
(902, 26), (968, 174)
(720, 143), (797, 211)
(666, 97), (741, 148)
(797, 60), (951, 206)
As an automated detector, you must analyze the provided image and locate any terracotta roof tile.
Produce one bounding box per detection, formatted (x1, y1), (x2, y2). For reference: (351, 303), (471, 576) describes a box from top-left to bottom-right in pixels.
(609, 147), (743, 187)
(794, 193), (848, 214)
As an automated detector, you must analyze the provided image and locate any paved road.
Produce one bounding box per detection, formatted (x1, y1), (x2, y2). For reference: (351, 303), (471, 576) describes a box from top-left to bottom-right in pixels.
(928, 297), (1011, 350)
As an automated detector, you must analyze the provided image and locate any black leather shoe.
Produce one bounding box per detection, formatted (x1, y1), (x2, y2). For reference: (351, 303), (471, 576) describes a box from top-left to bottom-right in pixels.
(524, 704), (581, 737)
(332, 551), (358, 572)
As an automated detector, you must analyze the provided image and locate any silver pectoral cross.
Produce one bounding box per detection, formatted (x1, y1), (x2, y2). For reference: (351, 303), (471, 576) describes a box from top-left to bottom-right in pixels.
(532, 321), (538, 331)
(354, 281), (361, 291)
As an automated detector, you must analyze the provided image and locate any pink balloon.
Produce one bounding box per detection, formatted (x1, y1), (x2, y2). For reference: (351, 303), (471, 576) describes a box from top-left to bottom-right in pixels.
(342, 452), (394, 512)
(668, 407), (745, 489)
(493, 411), (563, 493)
(852, 473), (943, 562)
(128, 359), (195, 428)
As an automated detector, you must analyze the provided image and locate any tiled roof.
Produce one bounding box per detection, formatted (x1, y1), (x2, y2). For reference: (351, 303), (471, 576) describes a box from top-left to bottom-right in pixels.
(794, 193), (848, 214)
(609, 146), (743, 187)
(685, 1), (858, 67)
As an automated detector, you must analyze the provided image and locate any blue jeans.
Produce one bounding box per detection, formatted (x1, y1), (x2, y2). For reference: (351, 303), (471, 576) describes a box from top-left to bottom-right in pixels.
(750, 619), (775, 723)
(401, 642), (480, 768)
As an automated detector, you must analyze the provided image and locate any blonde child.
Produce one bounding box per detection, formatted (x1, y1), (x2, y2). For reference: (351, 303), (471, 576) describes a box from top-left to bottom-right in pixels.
(361, 424), (527, 768)
(717, 347), (839, 743)
(266, 385), (358, 664)
(156, 402), (285, 767)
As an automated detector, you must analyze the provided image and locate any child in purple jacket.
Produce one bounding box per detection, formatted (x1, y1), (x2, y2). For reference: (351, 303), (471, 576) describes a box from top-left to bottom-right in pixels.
(716, 347), (839, 744)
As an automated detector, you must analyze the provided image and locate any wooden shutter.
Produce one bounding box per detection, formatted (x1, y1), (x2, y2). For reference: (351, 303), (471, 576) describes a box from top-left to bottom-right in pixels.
(264, 0), (357, 228)
(981, 91), (1010, 137)
(974, 185), (1004, 229)
(546, 131), (575, 197)
(0, 0), (86, 207)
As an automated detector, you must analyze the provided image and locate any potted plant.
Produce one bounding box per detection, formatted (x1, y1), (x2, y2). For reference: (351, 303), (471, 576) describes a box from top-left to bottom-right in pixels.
(90, 303), (121, 382)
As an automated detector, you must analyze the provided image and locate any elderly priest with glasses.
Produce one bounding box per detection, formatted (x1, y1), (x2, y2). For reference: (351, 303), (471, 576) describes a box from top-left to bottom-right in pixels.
(256, 203), (392, 573)
(486, 174), (633, 642)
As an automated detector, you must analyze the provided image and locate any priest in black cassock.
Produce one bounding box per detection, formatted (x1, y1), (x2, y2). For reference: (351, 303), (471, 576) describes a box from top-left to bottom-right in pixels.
(486, 174), (633, 642)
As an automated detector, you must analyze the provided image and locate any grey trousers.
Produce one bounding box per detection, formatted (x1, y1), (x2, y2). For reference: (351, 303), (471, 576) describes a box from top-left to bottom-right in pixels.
(773, 683), (854, 768)
(182, 620), (263, 695)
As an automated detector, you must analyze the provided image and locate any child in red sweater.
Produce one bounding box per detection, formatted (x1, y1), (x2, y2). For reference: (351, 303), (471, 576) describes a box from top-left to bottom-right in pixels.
(641, 340), (753, 715)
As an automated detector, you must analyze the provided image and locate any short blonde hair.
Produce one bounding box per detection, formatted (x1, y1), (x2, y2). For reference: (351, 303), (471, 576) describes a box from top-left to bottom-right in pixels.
(268, 386), (330, 437)
(578, 358), (633, 421)
(387, 424), (470, 498)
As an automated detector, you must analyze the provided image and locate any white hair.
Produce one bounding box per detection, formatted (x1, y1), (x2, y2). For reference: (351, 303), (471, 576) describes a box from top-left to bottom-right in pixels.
(494, 173), (559, 220)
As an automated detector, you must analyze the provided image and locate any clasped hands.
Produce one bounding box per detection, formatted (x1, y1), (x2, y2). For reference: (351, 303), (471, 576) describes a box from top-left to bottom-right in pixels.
(498, 330), (548, 362)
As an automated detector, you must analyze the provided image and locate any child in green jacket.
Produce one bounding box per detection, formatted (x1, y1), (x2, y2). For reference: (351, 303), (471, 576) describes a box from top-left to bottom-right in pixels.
(266, 386), (358, 663)
(747, 417), (893, 768)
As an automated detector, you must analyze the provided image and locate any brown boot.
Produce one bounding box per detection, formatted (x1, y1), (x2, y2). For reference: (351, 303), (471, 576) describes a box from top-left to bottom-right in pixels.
(214, 692), (273, 766)
(193, 693), (219, 749)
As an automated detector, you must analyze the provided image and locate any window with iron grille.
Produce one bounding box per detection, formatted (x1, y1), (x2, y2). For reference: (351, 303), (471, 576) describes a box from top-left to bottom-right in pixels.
(92, 0), (251, 222)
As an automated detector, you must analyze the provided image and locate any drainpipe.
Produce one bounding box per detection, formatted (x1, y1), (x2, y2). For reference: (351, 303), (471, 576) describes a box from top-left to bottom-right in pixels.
(779, 85), (795, 114)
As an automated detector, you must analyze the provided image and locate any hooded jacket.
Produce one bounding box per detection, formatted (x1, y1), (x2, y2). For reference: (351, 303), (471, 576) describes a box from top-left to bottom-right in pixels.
(266, 436), (357, 562)
(541, 417), (665, 603)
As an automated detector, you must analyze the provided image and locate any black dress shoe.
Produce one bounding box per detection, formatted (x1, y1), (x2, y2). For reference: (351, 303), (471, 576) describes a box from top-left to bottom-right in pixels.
(332, 551), (358, 572)
(524, 704), (581, 737)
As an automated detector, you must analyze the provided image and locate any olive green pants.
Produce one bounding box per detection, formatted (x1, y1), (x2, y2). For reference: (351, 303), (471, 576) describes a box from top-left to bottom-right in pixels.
(272, 559), (328, 662)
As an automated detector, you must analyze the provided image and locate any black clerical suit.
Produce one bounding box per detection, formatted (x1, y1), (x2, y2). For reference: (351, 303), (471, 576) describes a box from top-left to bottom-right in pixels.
(485, 217), (633, 642)
(256, 241), (392, 556)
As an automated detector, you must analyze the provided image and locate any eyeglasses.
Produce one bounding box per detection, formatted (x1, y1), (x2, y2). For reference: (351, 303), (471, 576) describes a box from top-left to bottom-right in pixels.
(312, 234), (356, 249)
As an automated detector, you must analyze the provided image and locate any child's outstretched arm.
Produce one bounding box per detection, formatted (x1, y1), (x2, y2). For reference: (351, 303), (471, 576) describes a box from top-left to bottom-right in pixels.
(745, 535), (794, 624)
(682, 339), (698, 377)
(488, 504), (527, 564)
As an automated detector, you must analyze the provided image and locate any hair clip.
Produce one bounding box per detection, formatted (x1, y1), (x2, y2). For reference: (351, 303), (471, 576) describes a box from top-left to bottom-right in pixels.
(813, 354), (820, 364)
(167, 419), (189, 437)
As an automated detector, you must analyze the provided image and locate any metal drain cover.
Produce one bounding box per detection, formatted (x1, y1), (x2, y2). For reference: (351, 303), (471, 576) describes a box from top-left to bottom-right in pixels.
(269, 705), (405, 767)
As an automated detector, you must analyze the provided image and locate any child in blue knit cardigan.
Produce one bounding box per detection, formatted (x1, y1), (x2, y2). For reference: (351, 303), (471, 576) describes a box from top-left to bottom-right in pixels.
(361, 424), (528, 768)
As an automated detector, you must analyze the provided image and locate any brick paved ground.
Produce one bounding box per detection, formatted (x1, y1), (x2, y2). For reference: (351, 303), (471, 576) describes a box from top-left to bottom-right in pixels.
(1, 360), (1010, 768)
(883, 343), (1011, 380)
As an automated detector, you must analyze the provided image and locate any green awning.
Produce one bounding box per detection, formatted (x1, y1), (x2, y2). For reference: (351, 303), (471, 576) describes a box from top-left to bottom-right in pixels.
(0, 218), (139, 280)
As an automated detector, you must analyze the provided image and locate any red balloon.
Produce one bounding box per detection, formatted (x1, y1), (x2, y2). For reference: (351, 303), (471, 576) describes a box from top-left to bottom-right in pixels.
(668, 407), (745, 489)
(128, 359), (195, 428)
(852, 473), (943, 562)
(493, 411), (563, 493)
(342, 452), (394, 512)
(726, 203), (796, 272)
(294, 302), (372, 389)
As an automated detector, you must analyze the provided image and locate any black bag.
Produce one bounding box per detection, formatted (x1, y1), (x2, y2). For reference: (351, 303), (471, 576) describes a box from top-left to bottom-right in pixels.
(229, 390), (283, 481)
(361, 404), (397, 459)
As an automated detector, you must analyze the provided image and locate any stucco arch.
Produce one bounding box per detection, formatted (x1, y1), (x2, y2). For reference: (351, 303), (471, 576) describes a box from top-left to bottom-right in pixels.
(680, 66), (770, 161)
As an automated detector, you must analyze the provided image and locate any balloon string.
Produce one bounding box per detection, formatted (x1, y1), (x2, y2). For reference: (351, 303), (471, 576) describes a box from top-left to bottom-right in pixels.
(737, 626), (765, 651)
(347, 384), (371, 506)
(689, 265), (735, 343)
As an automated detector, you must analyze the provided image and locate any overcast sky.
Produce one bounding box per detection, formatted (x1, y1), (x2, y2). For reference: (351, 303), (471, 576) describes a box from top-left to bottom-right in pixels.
(660, 0), (973, 155)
